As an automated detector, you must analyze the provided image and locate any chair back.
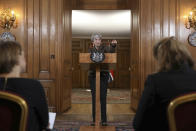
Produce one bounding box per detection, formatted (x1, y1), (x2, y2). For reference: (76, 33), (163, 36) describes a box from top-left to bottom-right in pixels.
(0, 91), (28, 131)
(168, 93), (196, 131)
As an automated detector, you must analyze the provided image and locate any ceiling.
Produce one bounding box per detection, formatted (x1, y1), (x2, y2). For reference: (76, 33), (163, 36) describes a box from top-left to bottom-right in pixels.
(72, 10), (131, 39)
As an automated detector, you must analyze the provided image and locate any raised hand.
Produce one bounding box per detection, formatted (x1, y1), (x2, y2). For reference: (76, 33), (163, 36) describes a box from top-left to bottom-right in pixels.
(111, 40), (117, 46)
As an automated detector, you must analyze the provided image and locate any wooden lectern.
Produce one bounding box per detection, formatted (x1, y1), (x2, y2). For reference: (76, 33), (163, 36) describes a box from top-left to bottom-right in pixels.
(79, 53), (117, 131)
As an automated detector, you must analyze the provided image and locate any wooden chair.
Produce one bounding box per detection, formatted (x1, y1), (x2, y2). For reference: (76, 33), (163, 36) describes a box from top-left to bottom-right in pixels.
(168, 93), (196, 131)
(0, 91), (28, 131)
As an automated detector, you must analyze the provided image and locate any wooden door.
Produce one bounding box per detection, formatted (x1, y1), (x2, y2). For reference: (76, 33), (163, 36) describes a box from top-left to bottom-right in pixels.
(72, 39), (85, 88)
(33, 0), (56, 80)
(58, 0), (72, 112)
(30, 0), (72, 112)
(33, 0), (57, 111)
(72, 39), (91, 89)
(130, 10), (140, 111)
(115, 40), (130, 89)
(72, 39), (82, 88)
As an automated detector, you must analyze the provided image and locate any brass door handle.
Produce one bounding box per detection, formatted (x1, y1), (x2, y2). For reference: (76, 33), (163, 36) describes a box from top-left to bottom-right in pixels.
(50, 54), (55, 59)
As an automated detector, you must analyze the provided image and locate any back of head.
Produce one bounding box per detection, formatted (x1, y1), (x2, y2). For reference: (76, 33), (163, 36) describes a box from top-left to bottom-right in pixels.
(153, 37), (194, 72)
(0, 40), (22, 74)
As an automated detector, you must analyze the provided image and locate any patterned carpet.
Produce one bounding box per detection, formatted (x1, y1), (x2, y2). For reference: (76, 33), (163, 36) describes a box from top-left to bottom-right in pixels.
(53, 120), (134, 131)
(72, 88), (130, 104)
(53, 88), (132, 131)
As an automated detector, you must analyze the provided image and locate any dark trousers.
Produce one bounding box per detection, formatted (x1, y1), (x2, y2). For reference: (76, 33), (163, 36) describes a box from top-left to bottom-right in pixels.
(89, 72), (108, 123)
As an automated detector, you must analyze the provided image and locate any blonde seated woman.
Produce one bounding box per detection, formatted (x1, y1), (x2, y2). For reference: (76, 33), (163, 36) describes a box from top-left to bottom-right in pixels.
(0, 40), (49, 131)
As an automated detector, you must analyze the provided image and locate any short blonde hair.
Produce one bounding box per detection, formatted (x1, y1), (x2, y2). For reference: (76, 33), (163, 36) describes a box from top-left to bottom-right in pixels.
(0, 40), (22, 74)
(153, 37), (194, 72)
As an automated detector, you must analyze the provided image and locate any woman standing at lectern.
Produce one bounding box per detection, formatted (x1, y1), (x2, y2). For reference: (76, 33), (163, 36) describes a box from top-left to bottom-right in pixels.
(88, 33), (117, 126)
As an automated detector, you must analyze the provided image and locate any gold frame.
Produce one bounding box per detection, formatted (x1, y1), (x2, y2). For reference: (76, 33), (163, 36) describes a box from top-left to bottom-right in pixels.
(0, 91), (28, 131)
(167, 93), (196, 131)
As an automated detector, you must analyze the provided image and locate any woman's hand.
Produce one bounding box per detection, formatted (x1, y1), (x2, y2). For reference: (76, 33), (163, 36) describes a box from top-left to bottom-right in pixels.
(111, 40), (117, 46)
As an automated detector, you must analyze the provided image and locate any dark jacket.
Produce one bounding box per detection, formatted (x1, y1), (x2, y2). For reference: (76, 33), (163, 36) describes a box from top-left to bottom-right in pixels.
(133, 64), (196, 131)
(0, 78), (49, 131)
(89, 44), (116, 54)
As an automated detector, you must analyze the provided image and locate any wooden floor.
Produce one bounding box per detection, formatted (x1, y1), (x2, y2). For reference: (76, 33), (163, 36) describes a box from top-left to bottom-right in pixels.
(56, 104), (135, 122)
(65, 104), (134, 114)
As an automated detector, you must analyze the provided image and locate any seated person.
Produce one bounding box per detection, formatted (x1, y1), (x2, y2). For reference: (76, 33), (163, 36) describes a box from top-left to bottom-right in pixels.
(133, 37), (196, 131)
(0, 40), (49, 131)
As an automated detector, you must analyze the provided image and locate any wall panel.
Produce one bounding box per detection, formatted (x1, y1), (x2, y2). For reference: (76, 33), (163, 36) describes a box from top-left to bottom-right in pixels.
(72, 0), (129, 9)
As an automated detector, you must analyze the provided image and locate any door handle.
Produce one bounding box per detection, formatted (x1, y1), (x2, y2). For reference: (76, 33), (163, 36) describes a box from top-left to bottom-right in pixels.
(50, 54), (55, 59)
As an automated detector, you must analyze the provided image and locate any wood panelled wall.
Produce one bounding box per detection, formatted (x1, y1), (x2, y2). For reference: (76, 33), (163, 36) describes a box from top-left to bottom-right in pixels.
(72, 0), (129, 9)
(130, 0), (196, 111)
(0, 0), (72, 112)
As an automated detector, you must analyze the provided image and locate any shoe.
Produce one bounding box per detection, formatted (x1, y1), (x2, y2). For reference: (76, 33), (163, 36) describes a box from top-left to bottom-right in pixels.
(90, 123), (95, 126)
(101, 122), (107, 126)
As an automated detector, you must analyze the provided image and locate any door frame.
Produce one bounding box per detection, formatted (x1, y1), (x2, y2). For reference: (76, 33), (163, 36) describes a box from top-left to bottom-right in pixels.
(59, 0), (140, 112)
